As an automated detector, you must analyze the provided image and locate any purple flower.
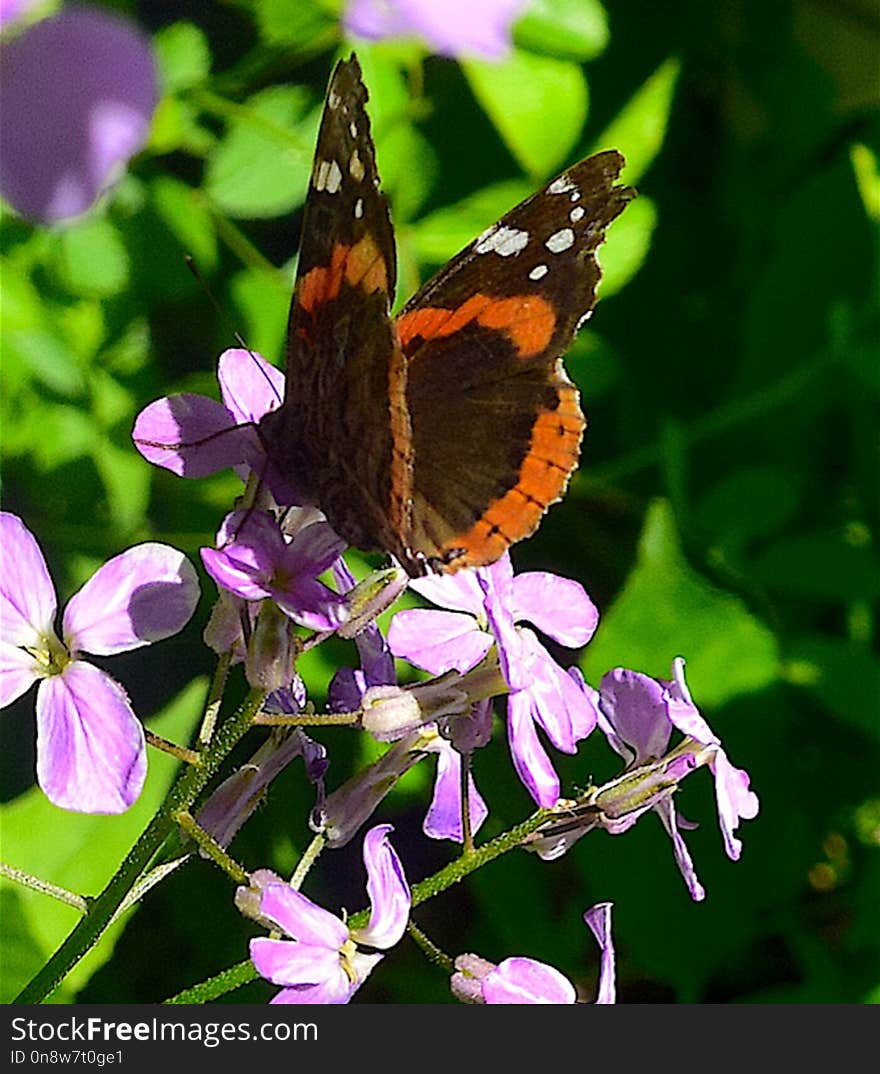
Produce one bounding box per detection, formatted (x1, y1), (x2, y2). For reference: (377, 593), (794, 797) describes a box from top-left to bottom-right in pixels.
(197, 728), (325, 851)
(595, 658), (759, 901)
(0, 512), (199, 813)
(451, 902), (616, 1004)
(0, 6), (157, 222)
(248, 824), (410, 1003)
(0, 0), (39, 29)
(344, 0), (530, 60)
(132, 348), (282, 483)
(388, 553), (600, 807)
(201, 509), (348, 632)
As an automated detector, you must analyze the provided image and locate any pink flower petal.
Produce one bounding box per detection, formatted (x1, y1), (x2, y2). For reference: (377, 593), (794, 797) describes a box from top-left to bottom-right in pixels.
(410, 570), (486, 615)
(353, 824), (410, 950)
(583, 902), (616, 1004)
(259, 884), (349, 949)
(423, 738), (488, 842)
(598, 668), (674, 763)
(710, 750), (759, 861)
(218, 348), (284, 424)
(36, 662), (146, 813)
(520, 630), (597, 750)
(483, 957), (576, 1004)
(270, 975), (357, 1004)
(0, 512), (57, 644)
(132, 394), (256, 477)
(507, 691), (560, 807)
(655, 799), (706, 902)
(388, 609), (492, 675)
(250, 937), (344, 988)
(512, 571), (599, 648)
(63, 544), (199, 656)
(0, 641), (40, 707)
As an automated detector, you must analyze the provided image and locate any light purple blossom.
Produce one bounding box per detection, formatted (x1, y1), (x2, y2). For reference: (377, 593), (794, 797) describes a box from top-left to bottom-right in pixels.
(596, 659), (759, 900)
(132, 348), (282, 483)
(452, 901), (616, 1004)
(0, 512), (199, 813)
(388, 553), (600, 807)
(344, 0), (530, 60)
(249, 824), (410, 1003)
(201, 509), (348, 632)
(0, 6), (157, 222)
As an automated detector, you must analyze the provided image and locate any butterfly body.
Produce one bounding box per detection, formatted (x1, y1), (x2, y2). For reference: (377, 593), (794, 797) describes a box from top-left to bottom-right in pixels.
(260, 55), (634, 577)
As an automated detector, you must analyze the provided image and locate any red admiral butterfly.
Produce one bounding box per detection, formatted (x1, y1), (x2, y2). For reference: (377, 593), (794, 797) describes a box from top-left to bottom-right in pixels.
(260, 54), (634, 577)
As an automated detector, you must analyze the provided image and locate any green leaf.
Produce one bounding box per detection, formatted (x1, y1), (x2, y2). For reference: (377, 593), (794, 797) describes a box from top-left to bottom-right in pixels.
(3, 328), (85, 398)
(694, 466), (802, 543)
(597, 193), (657, 297)
(752, 531), (880, 602)
(464, 49), (588, 176)
(0, 681), (204, 1001)
(154, 21), (212, 93)
(91, 436), (153, 536)
(850, 143), (880, 223)
(152, 176), (218, 272)
(254, 0), (337, 46)
(784, 636), (880, 743)
(52, 218), (130, 297)
(204, 87), (316, 219)
(229, 267), (291, 365)
(590, 56), (680, 184)
(581, 499), (779, 707)
(515, 0), (609, 61)
(407, 179), (533, 265)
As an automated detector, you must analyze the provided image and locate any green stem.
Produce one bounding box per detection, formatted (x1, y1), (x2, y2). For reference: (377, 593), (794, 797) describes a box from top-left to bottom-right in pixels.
(14, 687), (267, 1004)
(0, 863), (88, 913)
(165, 810), (552, 1004)
(175, 812), (248, 885)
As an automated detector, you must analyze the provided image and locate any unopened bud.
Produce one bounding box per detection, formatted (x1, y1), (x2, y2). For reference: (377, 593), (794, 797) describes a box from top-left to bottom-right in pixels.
(338, 567), (408, 639)
(246, 600), (298, 691)
(235, 868), (285, 927)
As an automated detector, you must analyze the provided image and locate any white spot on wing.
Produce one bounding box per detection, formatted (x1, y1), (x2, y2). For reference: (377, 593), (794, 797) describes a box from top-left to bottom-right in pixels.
(349, 149), (365, 182)
(546, 228), (575, 253)
(548, 175), (574, 195)
(315, 159), (343, 194)
(328, 90), (340, 110)
(349, 121), (357, 137)
(529, 264), (548, 281)
(354, 197), (364, 219)
(474, 225), (529, 257)
(570, 206), (585, 223)
(576, 310), (593, 330)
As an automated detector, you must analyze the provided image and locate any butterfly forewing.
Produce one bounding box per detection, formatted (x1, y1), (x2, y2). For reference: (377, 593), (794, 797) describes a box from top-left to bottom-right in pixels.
(260, 55), (413, 561)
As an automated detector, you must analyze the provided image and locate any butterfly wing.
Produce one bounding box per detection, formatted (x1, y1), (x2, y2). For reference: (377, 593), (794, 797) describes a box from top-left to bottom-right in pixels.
(396, 152), (635, 572)
(260, 54), (413, 561)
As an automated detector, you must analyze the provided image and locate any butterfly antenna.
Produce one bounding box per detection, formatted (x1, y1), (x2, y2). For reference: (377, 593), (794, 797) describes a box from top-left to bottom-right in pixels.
(183, 254), (283, 406)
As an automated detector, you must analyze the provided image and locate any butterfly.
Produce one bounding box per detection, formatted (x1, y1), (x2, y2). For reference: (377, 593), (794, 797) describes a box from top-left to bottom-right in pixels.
(259, 54), (634, 578)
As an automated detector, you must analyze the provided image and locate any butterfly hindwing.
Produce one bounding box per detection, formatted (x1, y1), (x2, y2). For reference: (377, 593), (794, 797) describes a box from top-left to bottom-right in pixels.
(396, 152), (635, 571)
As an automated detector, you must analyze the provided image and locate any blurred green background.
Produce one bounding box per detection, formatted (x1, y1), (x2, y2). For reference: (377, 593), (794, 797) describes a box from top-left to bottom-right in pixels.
(1, 0), (877, 1004)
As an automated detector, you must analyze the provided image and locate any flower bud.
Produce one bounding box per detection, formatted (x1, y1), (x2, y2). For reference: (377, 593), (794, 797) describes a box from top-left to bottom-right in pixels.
(338, 567), (408, 639)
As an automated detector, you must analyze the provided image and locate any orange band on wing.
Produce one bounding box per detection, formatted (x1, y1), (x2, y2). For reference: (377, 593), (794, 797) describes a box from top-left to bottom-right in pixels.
(398, 293), (556, 358)
(298, 238), (388, 314)
(439, 386), (584, 568)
